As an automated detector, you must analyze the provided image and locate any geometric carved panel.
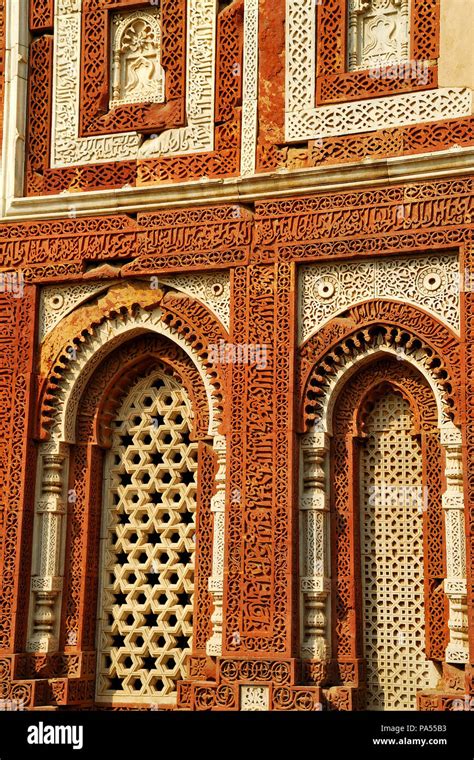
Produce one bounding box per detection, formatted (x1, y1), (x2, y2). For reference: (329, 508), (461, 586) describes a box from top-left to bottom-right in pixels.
(96, 370), (197, 704)
(360, 390), (430, 710)
(52, 0), (216, 167)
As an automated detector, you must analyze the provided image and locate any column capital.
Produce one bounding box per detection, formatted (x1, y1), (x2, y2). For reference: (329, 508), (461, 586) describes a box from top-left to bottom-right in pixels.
(210, 490), (226, 513)
(444, 578), (467, 596)
(301, 492), (328, 511)
(300, 576), (331, 593)
(440, 425), (462, 447)
(31, 576), (63, 593)
(442, 492), (464, 510)
(213, 434), (227, 454)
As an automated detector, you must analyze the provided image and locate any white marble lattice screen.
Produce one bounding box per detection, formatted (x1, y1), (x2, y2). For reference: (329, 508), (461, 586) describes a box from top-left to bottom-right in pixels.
(360, 391), (430, 711)
(96, 370), (197, 704)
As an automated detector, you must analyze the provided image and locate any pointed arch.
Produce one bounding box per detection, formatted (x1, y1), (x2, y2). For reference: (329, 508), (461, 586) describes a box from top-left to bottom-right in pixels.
(298, 300), (468, 709)
(26, 284), (229, 702)
(298, 298), (461, 434)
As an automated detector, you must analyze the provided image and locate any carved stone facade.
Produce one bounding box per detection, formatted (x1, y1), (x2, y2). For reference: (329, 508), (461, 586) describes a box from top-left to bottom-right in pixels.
(0, 0), (473, 713)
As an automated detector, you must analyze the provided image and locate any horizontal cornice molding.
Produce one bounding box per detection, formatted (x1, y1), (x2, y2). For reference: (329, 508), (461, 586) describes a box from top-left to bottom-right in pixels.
(3, 147), (474, 222)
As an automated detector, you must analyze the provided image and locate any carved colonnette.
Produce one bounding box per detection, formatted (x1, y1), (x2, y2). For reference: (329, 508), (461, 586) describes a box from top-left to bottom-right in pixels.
(299, 430), (331, 665)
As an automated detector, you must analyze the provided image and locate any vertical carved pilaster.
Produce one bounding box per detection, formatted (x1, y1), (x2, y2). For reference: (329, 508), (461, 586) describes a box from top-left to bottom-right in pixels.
(27, 443), (69, 653)
(300, 431), (331, 660)
(348, 0), (371, 70)
(441, 426), (469, 663)
(399, 0), (409, 61)
(206, 435), (226, 656)
(111, 50), (121, 101)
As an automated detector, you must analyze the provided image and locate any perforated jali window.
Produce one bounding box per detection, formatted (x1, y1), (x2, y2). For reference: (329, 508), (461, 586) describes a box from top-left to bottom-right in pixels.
(96, 370), (197, 704)
(359, 391), (430, 711)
